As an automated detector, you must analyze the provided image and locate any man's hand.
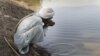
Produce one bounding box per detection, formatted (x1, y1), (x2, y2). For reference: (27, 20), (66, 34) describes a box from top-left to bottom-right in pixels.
(43, 19), (55, 28)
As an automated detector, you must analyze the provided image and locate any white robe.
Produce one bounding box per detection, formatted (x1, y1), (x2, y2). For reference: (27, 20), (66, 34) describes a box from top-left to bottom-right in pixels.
(14, 13), (46, 54)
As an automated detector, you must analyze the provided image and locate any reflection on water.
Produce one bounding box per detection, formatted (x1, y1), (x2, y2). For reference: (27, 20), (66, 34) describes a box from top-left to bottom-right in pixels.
(40, 6), (100, 56)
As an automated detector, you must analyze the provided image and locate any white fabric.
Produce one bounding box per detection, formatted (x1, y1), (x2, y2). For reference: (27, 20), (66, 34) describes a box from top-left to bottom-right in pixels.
(39, 7), (55, 19)
(43, 27), (48, 36)
(14, 13), (46, 54)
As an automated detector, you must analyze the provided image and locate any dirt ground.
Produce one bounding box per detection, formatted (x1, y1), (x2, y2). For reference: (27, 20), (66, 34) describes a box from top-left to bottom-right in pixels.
(0, 0), (50, 56)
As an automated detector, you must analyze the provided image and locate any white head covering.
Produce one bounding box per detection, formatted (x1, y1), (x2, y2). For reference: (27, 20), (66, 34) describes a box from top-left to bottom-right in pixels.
(39, 7), (55, 19)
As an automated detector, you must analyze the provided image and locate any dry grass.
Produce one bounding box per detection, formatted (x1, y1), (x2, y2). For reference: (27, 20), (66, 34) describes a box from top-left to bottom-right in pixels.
(14, 0), (41, 10)
(0, 0), (33, 56)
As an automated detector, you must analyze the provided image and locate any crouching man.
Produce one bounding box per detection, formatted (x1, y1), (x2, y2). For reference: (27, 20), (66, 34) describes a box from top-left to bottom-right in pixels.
(14, 7), (55, 54)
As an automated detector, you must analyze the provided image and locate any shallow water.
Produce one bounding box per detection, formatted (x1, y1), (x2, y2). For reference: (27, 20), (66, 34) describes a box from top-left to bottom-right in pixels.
(40, 6), (100, 56)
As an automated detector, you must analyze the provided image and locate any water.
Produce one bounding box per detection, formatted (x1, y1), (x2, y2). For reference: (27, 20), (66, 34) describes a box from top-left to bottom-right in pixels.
(42, 0), (100, 7)
(40, 6), (100, 56)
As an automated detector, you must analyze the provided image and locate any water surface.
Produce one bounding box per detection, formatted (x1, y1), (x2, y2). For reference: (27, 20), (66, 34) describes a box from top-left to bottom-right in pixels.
(40, 6), (100, 56)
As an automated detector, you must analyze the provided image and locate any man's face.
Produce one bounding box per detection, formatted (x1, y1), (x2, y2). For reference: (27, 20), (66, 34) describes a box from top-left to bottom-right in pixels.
(42, 18), (55, 27)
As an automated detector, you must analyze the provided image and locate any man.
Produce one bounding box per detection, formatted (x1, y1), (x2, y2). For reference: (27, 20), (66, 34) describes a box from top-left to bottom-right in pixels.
(14, 7), (55, 54)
